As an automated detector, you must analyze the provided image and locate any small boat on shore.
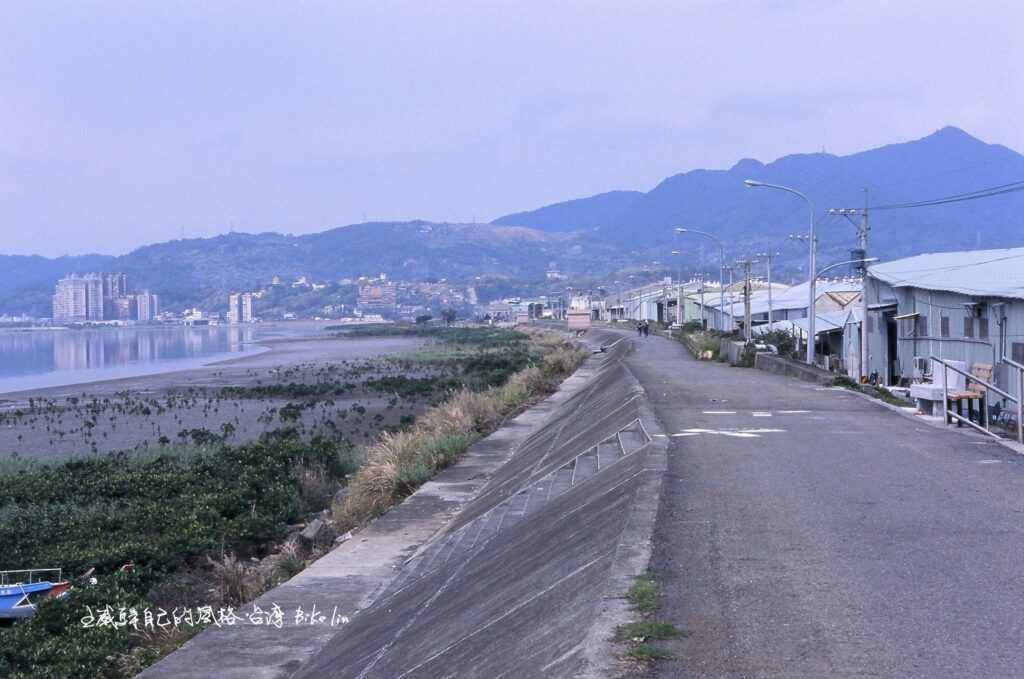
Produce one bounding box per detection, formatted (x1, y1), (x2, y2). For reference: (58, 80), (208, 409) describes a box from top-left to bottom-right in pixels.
(0, 569), (71, 620)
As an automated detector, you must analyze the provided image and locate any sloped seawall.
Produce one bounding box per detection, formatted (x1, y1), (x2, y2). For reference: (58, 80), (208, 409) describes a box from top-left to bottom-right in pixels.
(142, 329), (666, 678)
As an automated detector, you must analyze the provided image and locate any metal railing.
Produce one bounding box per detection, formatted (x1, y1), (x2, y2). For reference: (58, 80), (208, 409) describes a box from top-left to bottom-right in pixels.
(931, 355), (1023, 444)
(1002, 355), (1024, 445)
(0, 569), (62, 586)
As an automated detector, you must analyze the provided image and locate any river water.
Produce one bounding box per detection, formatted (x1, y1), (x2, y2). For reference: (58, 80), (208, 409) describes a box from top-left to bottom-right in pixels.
(0, 325), (276, 395)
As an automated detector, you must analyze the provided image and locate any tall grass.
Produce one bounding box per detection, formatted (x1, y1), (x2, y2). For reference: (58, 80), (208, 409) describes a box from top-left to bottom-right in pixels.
(334, 336), (586, 530)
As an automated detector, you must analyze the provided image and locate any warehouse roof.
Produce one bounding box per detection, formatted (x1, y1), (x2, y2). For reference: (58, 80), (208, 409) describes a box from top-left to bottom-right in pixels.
(869, 247), (1024, 299)
(752, 309), (855, 338)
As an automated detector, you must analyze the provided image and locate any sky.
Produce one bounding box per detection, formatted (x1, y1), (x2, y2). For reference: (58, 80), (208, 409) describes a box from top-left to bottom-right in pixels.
(2, 1), (1023, 257)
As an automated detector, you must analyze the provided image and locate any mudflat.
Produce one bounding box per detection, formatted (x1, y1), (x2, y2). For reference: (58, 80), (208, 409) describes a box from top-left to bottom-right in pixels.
(0, 328), (428, 460)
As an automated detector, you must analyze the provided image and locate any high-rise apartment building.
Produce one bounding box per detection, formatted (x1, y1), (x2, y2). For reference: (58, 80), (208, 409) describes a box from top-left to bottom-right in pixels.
(52, 274), (104, 322)
(136, 291), (159, 322)
(102, 273), (128, 318)
(228, 293), (255, 323)
(53, 276), (90, 322)
(53, 272), (156, 323)
(102, 273), (128, 300)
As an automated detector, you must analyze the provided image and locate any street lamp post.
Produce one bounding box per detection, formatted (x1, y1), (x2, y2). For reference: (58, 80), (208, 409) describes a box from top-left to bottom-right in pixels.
(671, 249), (684, 325)
(675, 228), (725, 331)
(755, 250), (779, 326)
(745, 180), (816, 365)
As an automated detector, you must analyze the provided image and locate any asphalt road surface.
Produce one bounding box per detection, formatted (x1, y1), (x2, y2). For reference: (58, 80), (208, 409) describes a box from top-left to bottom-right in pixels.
(628, 334), (1024, 679)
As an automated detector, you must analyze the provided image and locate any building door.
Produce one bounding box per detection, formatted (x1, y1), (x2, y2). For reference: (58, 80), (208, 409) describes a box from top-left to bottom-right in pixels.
(884, 312), (899, 385)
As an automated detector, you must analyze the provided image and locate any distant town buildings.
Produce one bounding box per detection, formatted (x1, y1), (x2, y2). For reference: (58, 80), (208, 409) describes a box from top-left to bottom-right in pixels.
(358, 275), (398, 312)
(228, 292), (255, 323)
(52, 273), (158, 323)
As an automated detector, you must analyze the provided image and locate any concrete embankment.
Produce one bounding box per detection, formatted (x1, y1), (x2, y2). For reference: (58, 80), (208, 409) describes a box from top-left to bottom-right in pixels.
(142, 329), (666, 678)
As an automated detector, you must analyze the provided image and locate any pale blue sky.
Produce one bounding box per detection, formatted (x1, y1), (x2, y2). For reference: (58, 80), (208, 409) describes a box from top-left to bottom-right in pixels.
(2, 1), (1022, 256)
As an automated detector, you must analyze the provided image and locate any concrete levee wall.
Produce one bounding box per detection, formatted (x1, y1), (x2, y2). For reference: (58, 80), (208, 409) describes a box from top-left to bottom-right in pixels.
(143, 330), (667, 679)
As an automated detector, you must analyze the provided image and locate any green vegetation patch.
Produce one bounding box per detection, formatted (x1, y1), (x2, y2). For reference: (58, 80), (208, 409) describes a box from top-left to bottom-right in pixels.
(615, 573), (684, 667)
(627, 573), (661, 613)
(613, 620), (686, 642)
(0, 431), (356, 678)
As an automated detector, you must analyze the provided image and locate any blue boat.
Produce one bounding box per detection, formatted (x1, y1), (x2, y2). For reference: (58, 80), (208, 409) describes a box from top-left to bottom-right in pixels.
(0, 570), (70, 620)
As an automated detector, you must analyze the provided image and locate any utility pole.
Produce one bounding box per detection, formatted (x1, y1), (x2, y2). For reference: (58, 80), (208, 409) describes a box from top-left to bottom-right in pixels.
(828, 188), (871, 380)
(698, 273), (706, 329)
(722, 264), (735, 333)
(736, 258), (754, 341)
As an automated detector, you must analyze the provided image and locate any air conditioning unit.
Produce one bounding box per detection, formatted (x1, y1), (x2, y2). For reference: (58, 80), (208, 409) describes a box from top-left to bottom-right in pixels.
(912, 356), (929, 379)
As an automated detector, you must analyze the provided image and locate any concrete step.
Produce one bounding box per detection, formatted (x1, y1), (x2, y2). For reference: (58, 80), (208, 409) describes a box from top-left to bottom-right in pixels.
(546, 465), (575, 502)
(617, 425), (648, 455)
(474, 495), (512, 545)
(431, 523), (472, 570)
(596, 437), (625, 470)
(524, 474), (555, 516)
(571, 448), (599, 485)
(498, 487), (531, 530)
(420, 529), (456, 573)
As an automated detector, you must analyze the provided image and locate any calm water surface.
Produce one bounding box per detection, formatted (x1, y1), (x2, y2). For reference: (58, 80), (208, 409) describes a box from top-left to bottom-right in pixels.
(0, 325), (282, 394)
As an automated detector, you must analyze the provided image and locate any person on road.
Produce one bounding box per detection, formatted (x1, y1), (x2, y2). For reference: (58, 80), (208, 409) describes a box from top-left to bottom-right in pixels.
(636, 322), (643, 337)
(642, 321), (650, 337)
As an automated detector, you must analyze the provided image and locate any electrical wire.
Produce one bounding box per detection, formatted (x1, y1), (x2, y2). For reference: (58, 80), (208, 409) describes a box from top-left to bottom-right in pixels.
(870, 180), (1024, 210)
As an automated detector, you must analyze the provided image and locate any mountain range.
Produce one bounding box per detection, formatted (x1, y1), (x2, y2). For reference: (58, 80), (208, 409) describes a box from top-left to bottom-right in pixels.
(2, 126), (1023, 316)
(493, 126), (1024, 265)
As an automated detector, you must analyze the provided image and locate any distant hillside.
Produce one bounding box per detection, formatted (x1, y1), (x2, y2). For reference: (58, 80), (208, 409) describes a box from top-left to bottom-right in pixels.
(495, 127), (1024, 269)
(0, 222), (623, 316)
(6, 126), (1024, 316)
(492, 190), (642, 231)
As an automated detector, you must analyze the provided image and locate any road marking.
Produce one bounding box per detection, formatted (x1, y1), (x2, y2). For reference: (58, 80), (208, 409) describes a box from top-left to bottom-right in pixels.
(702, 410), (736, 415)
(977, 459), (1002, 464)
(652, 434), (667, 438)
(672, 428), (786, 439)
(752, 412), (772, 417)
(778, 410), (811, 414)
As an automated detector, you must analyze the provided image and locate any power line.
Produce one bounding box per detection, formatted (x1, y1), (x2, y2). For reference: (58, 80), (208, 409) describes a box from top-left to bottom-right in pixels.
(870, 180), (1024, 210)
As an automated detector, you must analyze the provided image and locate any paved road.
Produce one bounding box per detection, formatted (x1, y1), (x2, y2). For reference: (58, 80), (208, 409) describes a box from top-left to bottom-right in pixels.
(627, 334), (1024, 679)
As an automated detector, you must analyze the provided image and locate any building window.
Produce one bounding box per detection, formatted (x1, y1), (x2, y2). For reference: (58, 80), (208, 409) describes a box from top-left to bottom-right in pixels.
(1014, 342), (1024, 364)
(867, 315), (874, 333)
(915, 315), (928, 337)
(979, 317), (989, 339)
(964, 317), (974, 338)
(940, 316), (949, 338)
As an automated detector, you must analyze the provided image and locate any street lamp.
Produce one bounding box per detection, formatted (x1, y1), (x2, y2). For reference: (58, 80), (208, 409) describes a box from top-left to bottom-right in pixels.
(676, 227), (726, 331)
(755, 249), (780, 327)
(745, 179), (817, 365)
(805, 256), (878, 366)
(671, 249), (684, 325)
(816, 257), (878, 281)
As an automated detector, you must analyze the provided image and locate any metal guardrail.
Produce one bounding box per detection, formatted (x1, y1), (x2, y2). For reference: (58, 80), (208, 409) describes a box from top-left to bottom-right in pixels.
(930, 356), (1023, 444)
